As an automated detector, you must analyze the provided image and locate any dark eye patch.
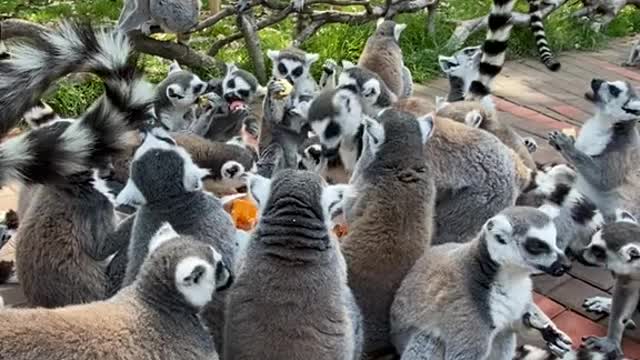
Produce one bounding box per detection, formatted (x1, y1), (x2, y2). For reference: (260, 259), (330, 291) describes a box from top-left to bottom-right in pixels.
(325, 121), (341, 139)
(193, 84), (203, 94)
(609, 85), (622, 98)
(292, 66), (303, 78)
(154, 134), (176, 146)
(524, 237), (550, 255)
(227, 79), (236, 89)
(591, 245), (606, 261)
(167, 87), (184, 99)
(238, 89), (250, 98)
(277, 63), (287, 75)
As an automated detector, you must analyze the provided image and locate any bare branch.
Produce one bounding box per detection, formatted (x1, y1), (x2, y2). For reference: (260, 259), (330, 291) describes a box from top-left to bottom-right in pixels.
(128, 31), (222, 69)
(237, 11), (267, 83)
(190, 7), (235, 33)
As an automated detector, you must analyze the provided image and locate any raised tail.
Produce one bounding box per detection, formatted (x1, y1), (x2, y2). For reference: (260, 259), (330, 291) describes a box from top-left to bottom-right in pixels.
(0, 21), (152, 137)
(0, 21), (154, 186)
(466, 0), (519, 100)
(528, 0), (561, 71)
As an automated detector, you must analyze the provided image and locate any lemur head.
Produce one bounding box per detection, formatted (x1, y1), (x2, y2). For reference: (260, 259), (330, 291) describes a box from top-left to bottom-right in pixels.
(115, 127), (209, 206)
(247, 169), (351, 234)
(160, 61), (208, 109)
(483, 207), (571, 276)
(307, 86), (365, 157)
(438, 46), (482, 82)
(586, 79), (640, 121)
(137, 233), (233, 311)
(352, 109), (434, 182)
(267, 47), (319, 88)
(581, 210), (640, 275)
(338, 63), (396, 116)
(222, 63), (263, 112)
(372, 18), (407, 43)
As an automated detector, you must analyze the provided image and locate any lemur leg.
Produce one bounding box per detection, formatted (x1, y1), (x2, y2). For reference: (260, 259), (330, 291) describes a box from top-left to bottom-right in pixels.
(486, 329), (516, 360)
(523, 303), (573, 356)
(582, 276), (640, 356)
(401, 66), (413, 98)
(256, 144), (284, 179)
(433, 186), (514, 245)
(399, 332), (444, 360)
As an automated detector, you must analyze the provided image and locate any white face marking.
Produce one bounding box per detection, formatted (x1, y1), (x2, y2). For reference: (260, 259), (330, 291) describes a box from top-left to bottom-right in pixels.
(538, 203), (561, 219)
(223, 72), (252, 100)
(175, 256), (216, 308)
(338, 72), (357, 88)
(311, 117), (340, 150)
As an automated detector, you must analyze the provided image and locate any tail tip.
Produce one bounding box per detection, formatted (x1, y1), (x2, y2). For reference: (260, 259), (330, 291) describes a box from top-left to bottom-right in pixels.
(547, 61), (561, 72)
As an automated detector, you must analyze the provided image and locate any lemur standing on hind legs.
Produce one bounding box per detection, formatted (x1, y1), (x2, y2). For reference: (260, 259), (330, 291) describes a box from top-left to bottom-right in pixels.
(117, 0), (201, 44)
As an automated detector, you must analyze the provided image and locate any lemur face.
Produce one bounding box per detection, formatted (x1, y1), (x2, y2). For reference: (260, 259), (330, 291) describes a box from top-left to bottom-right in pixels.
(338, 67), (384, 115)
(374, 18), (407, 43)
(164, 62), (208, 109)
(581, 210), (640, 275)
(485, 207), (571, 276)
(586, 79), (640, 120)
(438, 46), (482, 81)
(267, 49), (319, 87)
(308, 87), (364, 158)
(222, 64), (259, 112)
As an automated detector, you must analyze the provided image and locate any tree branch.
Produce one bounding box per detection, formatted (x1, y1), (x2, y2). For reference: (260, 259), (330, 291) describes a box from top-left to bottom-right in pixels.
(127, 31), (221, 69)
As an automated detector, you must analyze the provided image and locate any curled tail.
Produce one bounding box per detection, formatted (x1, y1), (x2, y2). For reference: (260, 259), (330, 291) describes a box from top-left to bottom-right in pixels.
(0, 21), (154, 186)
(467, 0), (518, 100)
(528, 0), (561, 71)
(0, 21), (153, 137)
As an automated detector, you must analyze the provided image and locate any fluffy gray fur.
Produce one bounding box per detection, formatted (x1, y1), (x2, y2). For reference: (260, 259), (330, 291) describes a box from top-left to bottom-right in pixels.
(224, 169), (362, 359)
(549, 79), (640, 221)
(154, 62), (208, 131)
(391, 207), (573, 360)
(0, 236), (231, 360)
(358, 18), (412, 98)
(118, 0), (201, 43)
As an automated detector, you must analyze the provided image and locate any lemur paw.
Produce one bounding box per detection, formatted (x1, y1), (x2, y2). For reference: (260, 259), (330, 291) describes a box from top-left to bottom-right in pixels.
(583, 296), (612, 314)
(542, 325), (573, 357)
(221, 161), (247, 184)
(523, 137), (538, 153)
(322, 59), (338, 75)
(304, 144), (323, 165)
(268, 80), (286, 96)
(548, 131), (574, 153)
(581, 336), (622, 357)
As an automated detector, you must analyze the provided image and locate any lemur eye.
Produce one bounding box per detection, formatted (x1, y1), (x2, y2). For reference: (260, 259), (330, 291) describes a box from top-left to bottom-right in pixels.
(524, 237), (550, 255)
(193, 84), (204, 94)
(591, 245), (606, 261)
(292, 66), (303, 78)
(609, 85), (622, 97)
(238, 90), (250, 98)
(227, 79), (236, 89)
(325, 121), (341, 139)
(277, 63), (287, 75)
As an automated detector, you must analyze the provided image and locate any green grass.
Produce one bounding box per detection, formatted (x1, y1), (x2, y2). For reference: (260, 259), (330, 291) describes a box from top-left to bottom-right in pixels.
(3, 0), (640, 117)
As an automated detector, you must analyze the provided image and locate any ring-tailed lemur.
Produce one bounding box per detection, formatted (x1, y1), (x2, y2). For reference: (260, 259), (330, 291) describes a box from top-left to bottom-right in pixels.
(514, 344), (625, 360)
(0, 235), (232, 360)
(320, 67), (522, 245)
(528, 0), (561, 71)
(548, 79), (640, 221)
(438, 45), (482, 102)
(319, 59), (340, 90)
(357, 18), (413, 98)
(267, 47), (319, 97)
(118, 0), (201, 44)
(579, 210), (640, 358)
(622, 39), (640, 67)
(224, 169), (363, 359)
(337, 109), (437, 357)
(391, 207), (573, 360)
(1, 22), (155, 308)
(113, 127), (238, 355)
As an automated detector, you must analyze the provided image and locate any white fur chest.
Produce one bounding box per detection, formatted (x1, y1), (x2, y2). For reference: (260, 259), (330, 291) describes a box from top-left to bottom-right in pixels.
(489, 271), (532, 331)
(339, 139), (359, 172)
(575, 118), (611, 156)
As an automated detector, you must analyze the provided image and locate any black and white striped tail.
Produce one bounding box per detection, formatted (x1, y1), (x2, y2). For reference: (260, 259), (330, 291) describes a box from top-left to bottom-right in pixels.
(514, 344), (624, 360)
(467, 0), (518, 100)
(528, 0), (561, 71)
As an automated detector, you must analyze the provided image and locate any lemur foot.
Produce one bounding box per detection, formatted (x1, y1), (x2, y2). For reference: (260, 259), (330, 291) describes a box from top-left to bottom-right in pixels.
(581, 336), (622, 357)
(583, 296), (612, 314)
(548, 131), (575, 153)
(523, 137), (538, 153)
(542, 325), (573, 357)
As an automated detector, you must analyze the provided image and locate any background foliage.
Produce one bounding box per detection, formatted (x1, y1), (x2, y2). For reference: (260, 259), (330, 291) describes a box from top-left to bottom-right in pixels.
(2, 0), (640, 117)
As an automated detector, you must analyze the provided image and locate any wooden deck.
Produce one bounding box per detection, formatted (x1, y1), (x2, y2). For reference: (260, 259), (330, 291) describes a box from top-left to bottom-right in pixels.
(1, 36), (640, 357)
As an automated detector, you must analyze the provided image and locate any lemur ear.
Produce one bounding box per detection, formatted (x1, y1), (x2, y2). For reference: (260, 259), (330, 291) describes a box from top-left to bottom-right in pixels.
(183, 162), (210, 192)
(434, 96), (449, 112)
(248, 174), (272, 210)
(341, 60), (355, 70)
(616, 209), (638, 224)
(438, 56), (457, 73)
(394, 23), (407, 42)
(485, 214), (513, 244)
(417, 114), (435, 144)
(305, 53), (320, 65)
(363, 118), (385, 150)
(267, 49), (280, 62)
(115, 180), (146, 207)
(169, 61), (182, 74)
(322, 184), (354, 221)
(225, 63), (238, 75)
(148, 222), (179, 254)
(376, 18), (385, 28)
(464, 110), (484, 128)
(256, 85), (268, 97)
(362, 78), (380, 98)
(622, 244), (640, 262)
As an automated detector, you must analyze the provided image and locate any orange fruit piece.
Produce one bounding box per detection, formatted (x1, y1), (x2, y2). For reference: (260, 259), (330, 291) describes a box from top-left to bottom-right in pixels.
(333, 223), (348, 238)
(230, 197), (258, 231)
